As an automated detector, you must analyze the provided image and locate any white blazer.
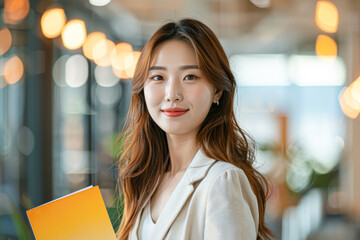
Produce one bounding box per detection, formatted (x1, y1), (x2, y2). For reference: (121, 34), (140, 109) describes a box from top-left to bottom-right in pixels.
(129, 149), (259, 240)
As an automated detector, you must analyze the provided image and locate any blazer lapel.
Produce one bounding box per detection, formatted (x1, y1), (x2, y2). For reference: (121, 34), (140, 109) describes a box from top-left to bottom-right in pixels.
(152, 149), (216, 240)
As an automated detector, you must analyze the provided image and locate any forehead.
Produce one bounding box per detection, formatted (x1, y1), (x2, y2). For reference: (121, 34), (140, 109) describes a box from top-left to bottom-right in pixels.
(150, 40), (197, 66)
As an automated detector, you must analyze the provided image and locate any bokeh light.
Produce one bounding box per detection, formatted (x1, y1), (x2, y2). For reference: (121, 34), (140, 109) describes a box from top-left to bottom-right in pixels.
(4, 55), (24, 85)
(315, 1), (339, 33)
(288, 55), (345, 86)
(41, 8), (66, 38)
(17, 126), (35, 156)
(65, 54), (88, 88)
(52, 55), (70, 87)
(249, 0), (271, 8)
(0, 59), (7, 89)
(349, 76), (360, 103)
(315, 34), (337, 58)
(83, 32), (106, 60)
(94, 65), (119, 87)
(343, 84), (360, 111)
(230, 54), (289, 86)
(112, 68), (131, 79)
(339, 87), (359, 119)
(3, 0), (30, 24)
(89, 0), (112, 7)
(93, 39), (115, 67)
(286, 161), (312, 193)
(110, 42), (133, 71)
(0, 28), (12, 56)
(125, 51), (141, 78)
(61, 19), (87, 50)
(110, 44), (140, 79)
(338, 76), (360, 119)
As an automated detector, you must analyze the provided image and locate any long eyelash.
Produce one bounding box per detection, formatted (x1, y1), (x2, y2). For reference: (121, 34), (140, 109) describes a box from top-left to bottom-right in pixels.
(149, 75), (164, 81)
(185, 74), (198, 80)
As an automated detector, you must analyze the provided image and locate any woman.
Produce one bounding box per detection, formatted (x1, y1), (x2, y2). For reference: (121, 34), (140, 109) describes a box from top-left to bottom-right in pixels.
(117, 18), (273, 240)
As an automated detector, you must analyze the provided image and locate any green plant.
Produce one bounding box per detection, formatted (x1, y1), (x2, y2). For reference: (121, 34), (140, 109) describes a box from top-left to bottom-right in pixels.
(0, 193), (33, 240)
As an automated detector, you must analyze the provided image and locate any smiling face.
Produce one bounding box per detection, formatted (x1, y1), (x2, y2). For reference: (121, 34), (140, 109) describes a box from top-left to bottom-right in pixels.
(143, 40), (222, 138)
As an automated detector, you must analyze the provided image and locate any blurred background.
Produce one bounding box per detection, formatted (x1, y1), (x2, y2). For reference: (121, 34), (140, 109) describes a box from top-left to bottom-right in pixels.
(0, 0), (360, 239)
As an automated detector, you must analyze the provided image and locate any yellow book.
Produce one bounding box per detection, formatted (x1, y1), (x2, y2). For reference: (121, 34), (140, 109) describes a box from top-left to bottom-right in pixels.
(26, 185), (117, 240)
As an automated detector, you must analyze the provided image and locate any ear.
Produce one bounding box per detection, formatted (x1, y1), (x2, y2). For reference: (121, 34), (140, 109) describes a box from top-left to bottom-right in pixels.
(213, 89), (223, 103)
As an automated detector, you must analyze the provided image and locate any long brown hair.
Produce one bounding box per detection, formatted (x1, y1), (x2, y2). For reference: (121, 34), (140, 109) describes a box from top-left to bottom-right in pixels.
(117, 18), (273, 240)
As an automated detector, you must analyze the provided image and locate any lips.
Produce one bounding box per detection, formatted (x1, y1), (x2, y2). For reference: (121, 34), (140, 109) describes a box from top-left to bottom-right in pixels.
(161, 108), (189, 117)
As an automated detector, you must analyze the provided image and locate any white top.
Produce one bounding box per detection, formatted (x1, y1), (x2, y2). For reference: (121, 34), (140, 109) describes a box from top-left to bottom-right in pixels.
(130, 149), (259, 240)
(138, 200), (156, 240)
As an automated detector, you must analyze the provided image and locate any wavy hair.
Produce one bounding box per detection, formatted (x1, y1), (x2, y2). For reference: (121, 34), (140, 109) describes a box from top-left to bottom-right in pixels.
(117, 18), (273, 240)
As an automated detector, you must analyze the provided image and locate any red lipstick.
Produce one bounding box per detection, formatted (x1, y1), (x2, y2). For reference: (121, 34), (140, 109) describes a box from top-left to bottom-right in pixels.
(161, 108), (189, 117)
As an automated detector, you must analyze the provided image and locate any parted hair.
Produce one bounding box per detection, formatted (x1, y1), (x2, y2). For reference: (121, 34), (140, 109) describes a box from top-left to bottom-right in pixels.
(116, 18), (273, 240)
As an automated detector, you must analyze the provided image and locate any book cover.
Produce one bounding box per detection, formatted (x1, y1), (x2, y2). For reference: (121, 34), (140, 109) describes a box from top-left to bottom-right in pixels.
(26, 185), (117, 240)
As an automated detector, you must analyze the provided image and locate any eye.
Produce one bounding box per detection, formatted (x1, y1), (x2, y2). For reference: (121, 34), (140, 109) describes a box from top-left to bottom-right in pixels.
(184, 75), (197, 81)
(150, 75), (164, 81)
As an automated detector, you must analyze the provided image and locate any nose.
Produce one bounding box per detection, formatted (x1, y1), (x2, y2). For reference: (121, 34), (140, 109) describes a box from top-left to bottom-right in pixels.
(165, 78), (183, 102)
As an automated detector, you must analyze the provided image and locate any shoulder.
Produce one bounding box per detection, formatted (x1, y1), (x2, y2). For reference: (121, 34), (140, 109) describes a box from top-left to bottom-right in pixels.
(209, 160), (243, 174)
(202, 161), (260, 238)
(187, 149), (255, 202)
(206, 160), (250, 188)
(198, 159), (258, 208)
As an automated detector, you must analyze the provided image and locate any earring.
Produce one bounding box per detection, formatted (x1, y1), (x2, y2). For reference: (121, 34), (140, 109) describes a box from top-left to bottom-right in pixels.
(216, 100), (219, 106)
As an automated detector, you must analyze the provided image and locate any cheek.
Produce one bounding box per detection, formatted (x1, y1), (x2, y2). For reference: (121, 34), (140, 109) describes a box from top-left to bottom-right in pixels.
(144, 85), (161, 110)
(188, 85), (214, 107)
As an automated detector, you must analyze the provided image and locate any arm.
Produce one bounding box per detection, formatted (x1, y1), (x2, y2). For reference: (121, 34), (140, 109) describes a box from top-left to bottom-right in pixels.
(204, 168), (259, 240)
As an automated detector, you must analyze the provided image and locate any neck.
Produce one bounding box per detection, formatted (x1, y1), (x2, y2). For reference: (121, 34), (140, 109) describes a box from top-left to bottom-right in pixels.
(165, 132), (199, 176)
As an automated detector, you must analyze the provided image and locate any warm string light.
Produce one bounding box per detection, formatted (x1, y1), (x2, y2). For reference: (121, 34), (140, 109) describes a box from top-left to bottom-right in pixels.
(339, 77), (360, 119)
(4, 55), (24, 85)
(125, 51), (141, 78)
(315, 1), (339, 33)
(40, 7), (86, 51)
(315, 34), (337, 58)
(111, 43), (133, 71)
(112, 51), (140, 79)
(109, 43), (141, 79)
(93, 39), (115, 67)
(61, 19), (87, 50)
(0, 28), (12, 56)
(314, 1), (339, 59)
(350, 80), (360, 103)
(83, 32), (106, 60)
(314, 1), (351, 118)
(39, 7), (139, 82)
(3, 0), (30, 24)
(41, 8), (66, 38)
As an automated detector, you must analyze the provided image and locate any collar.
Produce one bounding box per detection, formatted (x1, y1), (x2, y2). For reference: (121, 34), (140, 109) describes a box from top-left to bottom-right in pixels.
(184, 148), (217, 184)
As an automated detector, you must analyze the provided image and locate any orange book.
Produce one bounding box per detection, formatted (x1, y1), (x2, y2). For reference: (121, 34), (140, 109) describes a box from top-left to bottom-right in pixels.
(26, 185), (117, 240)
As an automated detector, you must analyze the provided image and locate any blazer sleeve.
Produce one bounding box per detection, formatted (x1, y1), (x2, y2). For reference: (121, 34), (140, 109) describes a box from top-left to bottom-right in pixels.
(204, 168), (259, 240)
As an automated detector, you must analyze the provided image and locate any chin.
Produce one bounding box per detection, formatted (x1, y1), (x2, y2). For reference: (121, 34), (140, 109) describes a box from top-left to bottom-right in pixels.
(163, 129), (187, 135)
(163, 126), (199, 137)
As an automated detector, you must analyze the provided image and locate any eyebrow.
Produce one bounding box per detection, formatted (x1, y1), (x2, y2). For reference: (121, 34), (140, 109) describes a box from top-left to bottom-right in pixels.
(149, 65), (199, 71)
(180, 65), (199, 70)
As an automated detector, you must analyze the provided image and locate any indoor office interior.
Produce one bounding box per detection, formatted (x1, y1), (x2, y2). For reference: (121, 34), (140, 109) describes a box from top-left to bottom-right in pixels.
(1, 0), (360, 239)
